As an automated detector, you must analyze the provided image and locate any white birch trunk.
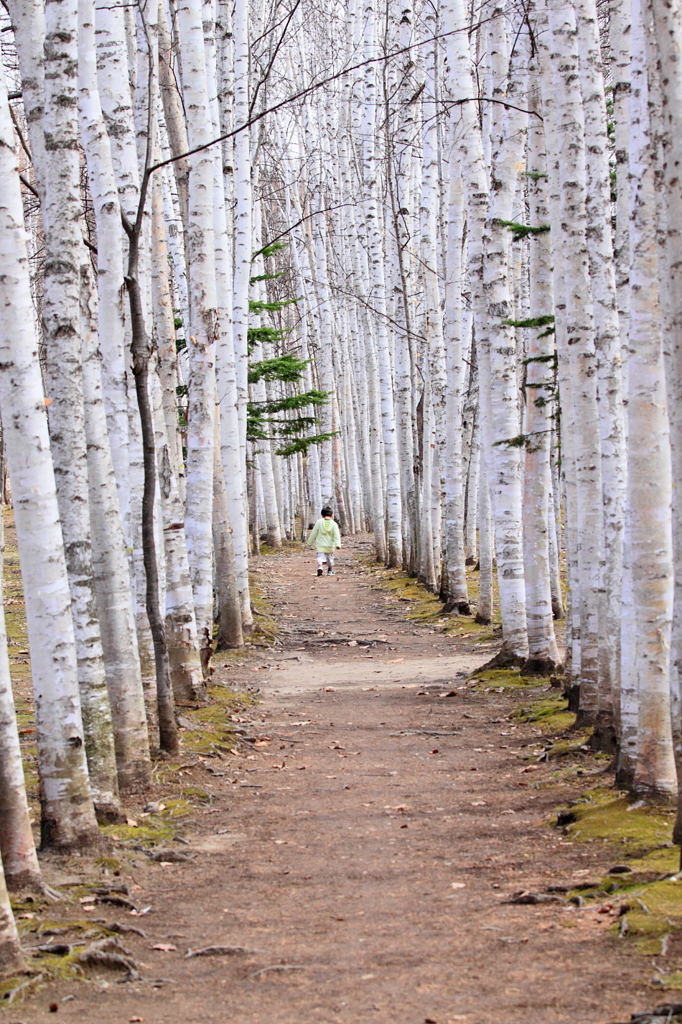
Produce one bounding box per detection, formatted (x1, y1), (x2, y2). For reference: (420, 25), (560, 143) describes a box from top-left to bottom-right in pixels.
(442, 167), (469, 613)
(0, 507), (42, 889)
(43, 0), (121, 821)
(0, 855), (22, 975)
(576, 0), (627, 742)
(476, 461), (494, 626)
(650, 0), (682, 835)
(150, 175), (206, 698)
(545, 0), (603, 718)
(78, 0), (131, 549)
(0, 71), (98, 849)
(176, 0), (218, 671)
(480, 16), (529, 662)
(522, 91), (561, 673)
(622, 0), (676, 797)
(79, 0), (150, 794)
(232, 0), (254, 629)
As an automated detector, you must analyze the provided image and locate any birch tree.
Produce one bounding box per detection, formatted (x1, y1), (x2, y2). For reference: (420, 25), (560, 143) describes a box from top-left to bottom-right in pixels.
(0, 69), (99, 849)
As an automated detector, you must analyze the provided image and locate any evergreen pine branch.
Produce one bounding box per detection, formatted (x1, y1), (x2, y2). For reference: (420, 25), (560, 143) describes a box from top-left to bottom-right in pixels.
(503, 315), (555, 329)
(275, 432), (337, 458)
(496, 218), (551, 241)
(248, 296), (301, 315)
(252, 240), (289, 261)
(248, 354), (311, 384)
(250, 271), (285, 284)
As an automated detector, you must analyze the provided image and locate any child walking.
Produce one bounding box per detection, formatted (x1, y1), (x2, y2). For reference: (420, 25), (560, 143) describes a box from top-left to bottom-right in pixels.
(306, 507), (341, 576)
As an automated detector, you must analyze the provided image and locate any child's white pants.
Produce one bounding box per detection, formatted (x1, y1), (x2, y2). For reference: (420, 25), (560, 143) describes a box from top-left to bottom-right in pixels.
(316, 551), (334, 569)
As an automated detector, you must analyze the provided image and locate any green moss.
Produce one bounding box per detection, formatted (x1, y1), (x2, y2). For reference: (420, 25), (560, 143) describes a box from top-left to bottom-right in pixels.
(657, 971), (682, 990)
(545, 729), (593, 758)
(471, 668), (544, 690)
(540, 711), (576, 732)
(623, 909), (671, 938)
(634, 879), (682, 919)
(99, 815), (179, 844)
(513, 697), (575, 734)
(179, 785), (211, 803)
(559, 793), (674, 855)
(629, 847), (679, 876)
(95, 857), (122, 871)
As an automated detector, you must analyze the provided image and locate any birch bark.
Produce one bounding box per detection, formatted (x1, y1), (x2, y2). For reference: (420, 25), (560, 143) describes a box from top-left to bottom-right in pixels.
(175, 0), (218, 674)
(43, 0), (121, 820)
(545, 0), (603, 719)
(522, 92), (561, 674)
(150, 174), (205, 698)
(650, 0), (682, 835)
(0, 857), (22, 975)
(79, 0), (150, 793)
(0, 71), (98, 849)
(622, 0), (676, 797)
(442, 168), (469, 613)
(576, 0), (627, 742)
(232, 0), (254, 630)
(480, 14), (530, 663)
(0, 507), (42, 889)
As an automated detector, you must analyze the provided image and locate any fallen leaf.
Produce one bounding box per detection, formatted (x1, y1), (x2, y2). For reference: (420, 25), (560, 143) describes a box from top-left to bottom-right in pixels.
(470, 800), (486, 806)
(151, 943), (177, 952)
(126, 818), (138, 827)
(451, 882), (466, 889)
(387, 658), (404, 663)
(129, 1017), (145, 1022)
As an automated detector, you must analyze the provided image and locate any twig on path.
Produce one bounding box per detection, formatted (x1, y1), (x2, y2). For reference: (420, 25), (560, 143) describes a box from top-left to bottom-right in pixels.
(389, 729), (462, 737)
(185, 945), (270, 959)
(501, 890), (565, 905)
(248, 964), (306, 978)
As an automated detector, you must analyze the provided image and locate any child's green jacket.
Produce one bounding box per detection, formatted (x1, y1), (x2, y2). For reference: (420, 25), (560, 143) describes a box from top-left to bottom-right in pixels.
(306, 518), (341, 552)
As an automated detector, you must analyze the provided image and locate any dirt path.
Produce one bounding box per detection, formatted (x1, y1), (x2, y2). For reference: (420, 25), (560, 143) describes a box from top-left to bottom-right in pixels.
(22, 540), (651, 1024)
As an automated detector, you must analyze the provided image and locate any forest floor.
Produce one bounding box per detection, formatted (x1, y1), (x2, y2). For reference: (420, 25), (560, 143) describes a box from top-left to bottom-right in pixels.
(5, 534), (677, 1024)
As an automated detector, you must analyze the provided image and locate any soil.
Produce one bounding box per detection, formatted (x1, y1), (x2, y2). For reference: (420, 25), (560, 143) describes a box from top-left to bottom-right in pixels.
(10, 538), (656, 1024)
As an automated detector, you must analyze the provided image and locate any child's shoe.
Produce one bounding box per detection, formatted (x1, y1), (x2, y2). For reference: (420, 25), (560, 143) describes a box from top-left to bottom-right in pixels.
(327, 569), (335, 575)
(317, 568), (323, 577)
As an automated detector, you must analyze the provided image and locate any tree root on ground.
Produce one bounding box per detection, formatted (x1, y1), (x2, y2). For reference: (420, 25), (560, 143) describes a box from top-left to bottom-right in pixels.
(77, 937), (140, 981)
